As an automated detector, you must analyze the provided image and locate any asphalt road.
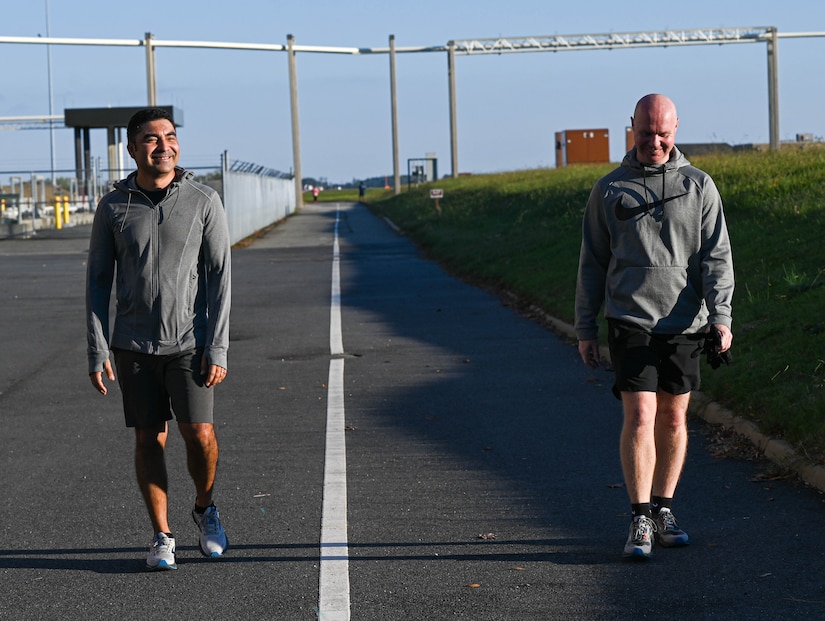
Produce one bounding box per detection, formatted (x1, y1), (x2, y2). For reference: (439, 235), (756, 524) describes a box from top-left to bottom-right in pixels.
(1, 202), (824, 620)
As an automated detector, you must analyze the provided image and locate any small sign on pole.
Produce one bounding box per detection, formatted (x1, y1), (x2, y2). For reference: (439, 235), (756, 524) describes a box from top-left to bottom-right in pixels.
(429, 188), (443, 215)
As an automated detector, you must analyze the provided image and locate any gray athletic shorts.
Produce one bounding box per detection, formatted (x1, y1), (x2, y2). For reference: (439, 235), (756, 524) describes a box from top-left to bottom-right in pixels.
(113, 348), (214, 428)
(607, 320), (704, 397)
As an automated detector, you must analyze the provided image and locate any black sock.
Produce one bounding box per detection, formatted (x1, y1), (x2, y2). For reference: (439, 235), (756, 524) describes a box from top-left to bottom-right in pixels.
(652, 496), (673, 513)
(194, 503), (212, 514)
(631, 503), (652, 519)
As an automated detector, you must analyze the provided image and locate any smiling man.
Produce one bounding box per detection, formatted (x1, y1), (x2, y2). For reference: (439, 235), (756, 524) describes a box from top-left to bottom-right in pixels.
(128, 114), (180, 184)
(574, 94), (734, 560)
(631, 94), (679, 165)
(86, 108), (231, 571)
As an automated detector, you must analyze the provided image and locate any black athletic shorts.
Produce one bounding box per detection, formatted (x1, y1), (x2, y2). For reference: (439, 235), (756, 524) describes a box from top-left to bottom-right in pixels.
(607, 319), (704, 397)
(113, 348), (214, 428)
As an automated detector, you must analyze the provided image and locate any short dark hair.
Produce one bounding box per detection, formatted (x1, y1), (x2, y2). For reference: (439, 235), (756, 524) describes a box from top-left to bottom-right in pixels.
(127, 108), (175, 145)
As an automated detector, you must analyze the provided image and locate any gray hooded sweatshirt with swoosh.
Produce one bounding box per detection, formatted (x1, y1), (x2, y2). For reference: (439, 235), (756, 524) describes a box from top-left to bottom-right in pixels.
(86, 167), (231, 374)
(574, 146), (733, 341)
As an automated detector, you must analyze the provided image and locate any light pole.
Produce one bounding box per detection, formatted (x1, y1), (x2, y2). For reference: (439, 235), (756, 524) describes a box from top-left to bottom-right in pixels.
(44, 0), (56, 194)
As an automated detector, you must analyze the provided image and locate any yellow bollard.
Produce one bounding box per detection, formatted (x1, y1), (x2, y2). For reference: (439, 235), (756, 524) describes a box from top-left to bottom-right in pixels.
(63, 195), (70, 224)
(55, 196), (63, 230)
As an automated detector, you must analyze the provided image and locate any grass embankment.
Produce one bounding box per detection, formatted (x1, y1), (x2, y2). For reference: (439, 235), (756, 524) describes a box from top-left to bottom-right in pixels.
(365, 151), (825, 462)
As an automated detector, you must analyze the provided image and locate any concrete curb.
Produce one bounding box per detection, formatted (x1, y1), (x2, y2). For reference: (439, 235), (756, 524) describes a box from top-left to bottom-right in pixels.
(691, 393), (825, 493)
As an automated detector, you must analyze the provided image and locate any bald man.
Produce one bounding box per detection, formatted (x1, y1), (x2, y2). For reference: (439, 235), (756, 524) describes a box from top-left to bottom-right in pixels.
(575, 94), (734, 559)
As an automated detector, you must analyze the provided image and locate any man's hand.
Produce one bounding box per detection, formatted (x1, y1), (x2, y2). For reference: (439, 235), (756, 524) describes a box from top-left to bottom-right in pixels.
(201, 354), (227, 388)
(90, 359), (115, 395)
(578, 339), (601, 369)
(713, 324), (733, 353)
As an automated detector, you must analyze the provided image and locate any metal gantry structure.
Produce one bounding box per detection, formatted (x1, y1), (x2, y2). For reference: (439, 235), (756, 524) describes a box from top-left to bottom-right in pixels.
(1, 26), (822, 203)
(443, 27), (782, 177)
(451, 27), (771, 53)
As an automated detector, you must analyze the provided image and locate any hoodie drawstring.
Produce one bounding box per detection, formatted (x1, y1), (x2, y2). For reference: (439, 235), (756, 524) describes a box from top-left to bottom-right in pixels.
(120, 192), (133, 232)
(640, 164), (667, 220)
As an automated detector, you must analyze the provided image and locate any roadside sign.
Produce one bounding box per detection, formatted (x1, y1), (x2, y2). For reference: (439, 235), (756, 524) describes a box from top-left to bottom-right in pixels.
(429, 188), (443, 216)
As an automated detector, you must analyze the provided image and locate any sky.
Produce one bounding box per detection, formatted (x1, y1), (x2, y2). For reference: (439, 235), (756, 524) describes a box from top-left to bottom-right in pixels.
(1, 0), (825, 187)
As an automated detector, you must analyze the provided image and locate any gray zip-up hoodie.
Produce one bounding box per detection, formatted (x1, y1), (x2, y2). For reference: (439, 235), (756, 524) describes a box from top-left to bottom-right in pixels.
(86, 167), (231, 374)
(575, 146), (733, 341)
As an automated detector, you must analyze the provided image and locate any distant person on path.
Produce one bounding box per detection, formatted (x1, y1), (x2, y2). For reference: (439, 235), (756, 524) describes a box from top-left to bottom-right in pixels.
(312, 186), (320, 202)
(358, 181), (366, 202)
(574, 93), (734, 560)
(86, 107), (231, 571)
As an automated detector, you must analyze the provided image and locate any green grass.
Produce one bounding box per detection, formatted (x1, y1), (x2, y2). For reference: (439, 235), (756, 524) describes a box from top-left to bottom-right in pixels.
(367, 151), (825, 461)
(304, 187), (382, 204)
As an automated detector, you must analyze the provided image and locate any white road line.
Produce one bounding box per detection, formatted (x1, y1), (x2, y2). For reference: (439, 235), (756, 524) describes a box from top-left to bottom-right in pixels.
(318, 205), (350, 621)
(330, 214), (344, 356)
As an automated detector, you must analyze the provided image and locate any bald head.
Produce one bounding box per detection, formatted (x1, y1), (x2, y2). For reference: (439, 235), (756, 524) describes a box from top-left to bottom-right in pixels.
(631, 94), (679, 165)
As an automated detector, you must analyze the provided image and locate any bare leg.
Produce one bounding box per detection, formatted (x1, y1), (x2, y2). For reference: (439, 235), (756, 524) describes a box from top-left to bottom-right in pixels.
(135, 422), (171, 534)
(652, 390), (690, 498)
(619, 391), (659, 504)
(178, 422), (219, 507)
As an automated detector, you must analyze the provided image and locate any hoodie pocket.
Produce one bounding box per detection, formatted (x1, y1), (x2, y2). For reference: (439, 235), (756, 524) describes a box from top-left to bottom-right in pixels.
(609, 266), (702, 329)
(186, 271), (198, 309)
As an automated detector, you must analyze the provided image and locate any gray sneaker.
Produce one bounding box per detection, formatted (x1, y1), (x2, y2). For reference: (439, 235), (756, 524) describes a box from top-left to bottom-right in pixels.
(655, 508), (689, 547)
(623, 515), (656, 559)
(146, 532), (177, 571)
(192, 504), (228, 557)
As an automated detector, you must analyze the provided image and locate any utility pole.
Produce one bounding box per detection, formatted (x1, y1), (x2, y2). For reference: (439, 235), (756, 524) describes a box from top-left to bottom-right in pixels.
(767, 27), (780, 151)
(145, 32), (157, 106)
(287, 34), (303, 209)
(447, 41), (458, 178)
(45, 0), (56, 194)
(389, 35), (400, 194)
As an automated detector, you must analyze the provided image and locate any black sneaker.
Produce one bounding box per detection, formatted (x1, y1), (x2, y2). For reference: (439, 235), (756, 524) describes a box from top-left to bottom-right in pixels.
(654, 508), (689, 547)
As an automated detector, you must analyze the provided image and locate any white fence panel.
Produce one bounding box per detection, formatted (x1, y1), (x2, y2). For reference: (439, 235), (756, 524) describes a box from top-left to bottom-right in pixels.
(222, 158), (296, 246)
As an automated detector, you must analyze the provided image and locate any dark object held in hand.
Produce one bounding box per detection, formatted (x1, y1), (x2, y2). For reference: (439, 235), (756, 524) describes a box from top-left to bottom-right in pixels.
(703, 327), (732, 369)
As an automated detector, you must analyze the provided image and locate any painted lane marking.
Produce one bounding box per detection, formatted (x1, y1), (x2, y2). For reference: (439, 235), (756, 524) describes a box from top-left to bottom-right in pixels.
(318, 205), (350, 620)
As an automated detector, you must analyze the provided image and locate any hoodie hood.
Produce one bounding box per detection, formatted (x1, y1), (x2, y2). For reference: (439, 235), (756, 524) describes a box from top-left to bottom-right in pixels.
(616, 145), (692, 221)
(111, 167), (194, 233)
(621, 145), (690, 175)
(112, 166), (193, 194)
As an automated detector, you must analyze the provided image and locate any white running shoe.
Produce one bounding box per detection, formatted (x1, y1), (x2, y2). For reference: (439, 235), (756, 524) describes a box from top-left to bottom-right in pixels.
(622, 515), (656, 559)
(146, 532), (177, 571)
(192, 504), (228, 557)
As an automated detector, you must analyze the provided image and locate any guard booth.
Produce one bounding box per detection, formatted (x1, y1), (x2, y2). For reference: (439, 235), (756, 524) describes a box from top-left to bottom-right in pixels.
(406, 153), (438, 189)
(555, 129), (609, 167)
(64, 105), (183, 206)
